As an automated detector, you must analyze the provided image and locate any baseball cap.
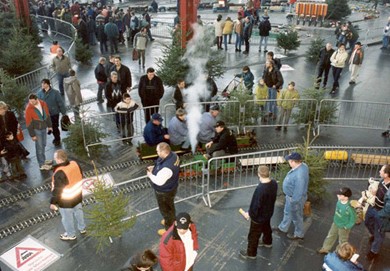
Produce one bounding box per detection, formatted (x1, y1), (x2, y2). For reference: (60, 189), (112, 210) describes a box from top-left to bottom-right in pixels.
(336, 187), (352, 198)
(214, 121), (225, 128)
(284, 152), (302, 161)
(210, 104), (220, 111)
(176, 212), (191, 229)
(151, 113), (163, 122)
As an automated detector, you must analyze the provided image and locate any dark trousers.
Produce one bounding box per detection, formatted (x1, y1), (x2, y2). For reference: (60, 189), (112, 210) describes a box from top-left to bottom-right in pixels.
(247, 219), (272, 256)
(332, 66), (343, 89)
(97, 82), (106, 102)
(144, 106), (159, 124)
(100, 41), (108, 54)
(51, 114), (60, 141)
(10, 159), (25, 176)
(108, 37), (118, 53)
(244, 37), (250, 52)
(317, 65), (331, 86)
(216, 36), (222, 49)
(155, 187), (177, 230)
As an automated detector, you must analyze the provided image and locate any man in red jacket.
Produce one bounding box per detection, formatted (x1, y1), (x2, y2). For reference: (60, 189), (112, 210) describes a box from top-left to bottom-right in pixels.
(159, 212), (199, 271)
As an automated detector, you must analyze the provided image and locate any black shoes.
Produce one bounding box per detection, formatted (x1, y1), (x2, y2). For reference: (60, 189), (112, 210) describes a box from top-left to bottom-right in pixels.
(275, 126), (281, 131)
(52, 139), (61, 146)
(242, 51), (249, 55)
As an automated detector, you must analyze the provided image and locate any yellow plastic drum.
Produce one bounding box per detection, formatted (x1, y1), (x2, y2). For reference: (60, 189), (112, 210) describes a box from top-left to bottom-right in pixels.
(324, 150), (348, 161)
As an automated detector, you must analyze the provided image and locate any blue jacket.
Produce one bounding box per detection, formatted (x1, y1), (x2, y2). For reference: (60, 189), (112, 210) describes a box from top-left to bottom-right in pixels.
(168, 116), (188, 146)
(37, 88), (66, 116)
(323, 252), (365, 271)
(249, 179), (278, 223)
(282, 162), (309, 209)
(143, 121), (167, 146)
(236, 70), (254, 90)
(151, 152), (180, 192)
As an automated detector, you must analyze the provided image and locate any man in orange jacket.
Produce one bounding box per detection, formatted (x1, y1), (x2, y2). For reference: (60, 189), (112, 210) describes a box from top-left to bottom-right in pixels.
(50, 149), (86, 241)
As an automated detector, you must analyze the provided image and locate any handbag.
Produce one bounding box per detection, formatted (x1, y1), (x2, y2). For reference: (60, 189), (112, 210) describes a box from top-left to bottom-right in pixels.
(61, 115), (71, 131)
(303, 201), (312, 217)
(132, 49), (139, 61)
(16, 126), (24, 141)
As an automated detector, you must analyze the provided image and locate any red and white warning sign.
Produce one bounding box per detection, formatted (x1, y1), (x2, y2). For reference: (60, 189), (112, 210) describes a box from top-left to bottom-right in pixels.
(0, 235), (60, 271)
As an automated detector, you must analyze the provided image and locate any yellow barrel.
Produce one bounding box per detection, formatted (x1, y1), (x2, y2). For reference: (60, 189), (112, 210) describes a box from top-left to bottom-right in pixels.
(324, 150), (348, 161)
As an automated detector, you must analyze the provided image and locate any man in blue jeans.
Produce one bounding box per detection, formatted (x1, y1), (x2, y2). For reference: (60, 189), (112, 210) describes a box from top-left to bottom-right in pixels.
(25, 94), (53, 171)
(274, 152), (309, 240)
(147, 142), (180, 236)
(365, 164), (390, 260)
(50, 149), (86, 240)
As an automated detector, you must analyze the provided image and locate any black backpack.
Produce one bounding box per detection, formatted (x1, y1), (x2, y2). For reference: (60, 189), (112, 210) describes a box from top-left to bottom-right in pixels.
(259, 19), (271, 35)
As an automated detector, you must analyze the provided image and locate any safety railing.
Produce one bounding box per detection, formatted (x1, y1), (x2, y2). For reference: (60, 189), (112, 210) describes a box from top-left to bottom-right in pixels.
(13, 66), (55, 92)
(80, 105), (160, 155)
(118, 159), (207, 220)
(317, 99), (390, 135)
(242, 98), (317, 130)
(204, 146), (390, 207)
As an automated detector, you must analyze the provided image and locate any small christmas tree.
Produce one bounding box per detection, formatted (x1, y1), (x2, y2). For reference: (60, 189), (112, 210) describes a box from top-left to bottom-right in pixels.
(156, 27), (224, 87)
(306, 37), (325, 63)
(0, 68), (30, 116)
(75, 37), (92, 64)
(85, 172), (136, 252)
(326, 0), (351, 20)
(276, 28), (301, 55)
(63, 107), (109, 159)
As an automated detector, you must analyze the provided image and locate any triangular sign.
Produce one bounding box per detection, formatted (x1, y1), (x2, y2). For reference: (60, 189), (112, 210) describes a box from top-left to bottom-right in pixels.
(15, 247), (45, 268)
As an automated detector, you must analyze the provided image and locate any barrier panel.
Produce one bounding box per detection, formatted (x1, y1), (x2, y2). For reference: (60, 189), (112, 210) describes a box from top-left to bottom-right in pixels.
(118, 159), (207, 220)
(204, 146), (390, 207)
(80, 105), (159, 155)
(14, 66), (54, 92)
(242, 98), (317, 130)
(317, 100), (390, 135)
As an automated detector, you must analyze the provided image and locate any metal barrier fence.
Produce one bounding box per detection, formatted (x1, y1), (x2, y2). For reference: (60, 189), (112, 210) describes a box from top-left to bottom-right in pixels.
(81, 105), (159, 154)
(204, 146), (390, 207)
(242, 98), (317, 130)
(118, 159), (207, 220)
(13, 66), (54, 92)
(317, 99), (390, 135)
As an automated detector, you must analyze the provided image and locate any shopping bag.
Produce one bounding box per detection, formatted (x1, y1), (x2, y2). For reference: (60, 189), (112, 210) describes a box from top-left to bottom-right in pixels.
(61, 115), (71, 131)
(132, 49), (139, 61)
(16, 126), (24, 141)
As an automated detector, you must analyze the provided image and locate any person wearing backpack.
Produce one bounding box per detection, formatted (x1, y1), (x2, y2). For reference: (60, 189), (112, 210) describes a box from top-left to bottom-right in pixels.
(258, 10), (271, 53)
(266, 51), (282, 71)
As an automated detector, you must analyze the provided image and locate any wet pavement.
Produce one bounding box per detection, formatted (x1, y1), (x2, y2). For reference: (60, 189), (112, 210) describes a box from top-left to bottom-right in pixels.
(1, 4), (390, 271)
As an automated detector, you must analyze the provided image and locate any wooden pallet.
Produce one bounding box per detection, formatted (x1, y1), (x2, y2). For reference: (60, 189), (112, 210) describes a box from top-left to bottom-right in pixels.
(351, 154), (390, 165)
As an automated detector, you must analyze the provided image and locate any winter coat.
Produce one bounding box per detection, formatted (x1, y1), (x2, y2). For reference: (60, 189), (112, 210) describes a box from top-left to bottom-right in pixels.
(197, 112), (217, 144)
(378, 190), (390, 232)
(94, 63), (107, 82)
(323, 252), (365, 271)
(258, 17), (271, 36)
(3, 139), (23, 162)
(233, 19), (243, 35)
(114, 100), (139, 124)
(330, 49), (348, 68)
(277, 88), (300, 109)
(173, 86), (185, 109)
(104, 22), (119, 39)
(25, 100), (52, 137)
(254, 84), (268, 106)
(236, 70), (254, 90)
(350, 47), (364, 65)
(105, 80), (124, 108)
(263, 67), (284, 89)
(51, 55), (71, 75)
(243, 19), (253, 39)
(143, 121), (167, 146)
(318, 47), (335, 68)
(208, 127), (238, 155)
(214, 20), (223, 37)
(138, 75), (164, 106)
(96, 24), (108, 42)
(64, 76), (83, 106)
(0, 110), (18, 144)
(159, 224), (199, 271)
(134, 32), (148, 50)
(168, 116), (188, 146)
(37, 88), (66, 116)
(77, 19), (89, 44)
(222, 19), (234, 35)
(110, 64), (132, 93)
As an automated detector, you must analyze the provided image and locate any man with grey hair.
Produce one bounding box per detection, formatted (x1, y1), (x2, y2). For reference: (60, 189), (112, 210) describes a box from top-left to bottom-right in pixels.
(51, 47), (71, 95)
(315, 43), (334, 89)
